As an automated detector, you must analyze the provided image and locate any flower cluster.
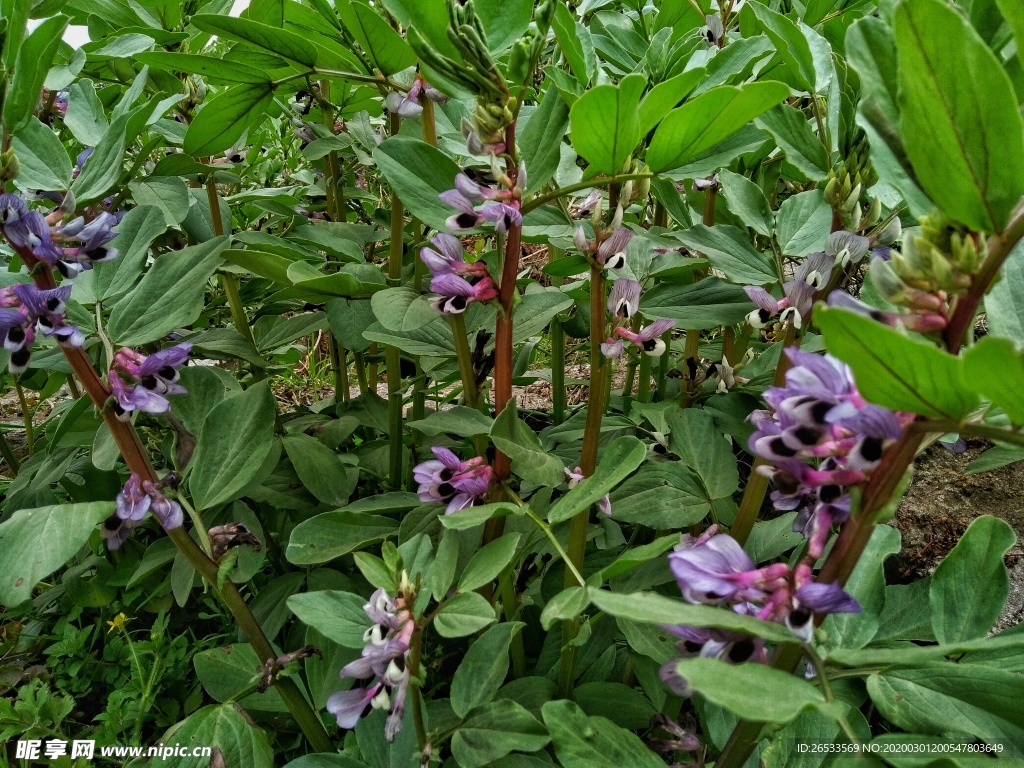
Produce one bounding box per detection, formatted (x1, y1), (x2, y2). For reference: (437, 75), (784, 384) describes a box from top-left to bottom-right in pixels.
(0, 193), (120, 279)
(414, 446), (494, 514)
(440, 164), (525, 233)
(749, 348), (910, 559)
(420, 233), (497, 314)
(108, 343), (191, 420)
(385, 75), (447, 118)
(599, 277), (677, 359)
(102, 473), (184, 549)
(661, 526), (860, 693)
(744, 231), (869, 332)
(327, 588), (414, 742)
(0, 284), (84, 373)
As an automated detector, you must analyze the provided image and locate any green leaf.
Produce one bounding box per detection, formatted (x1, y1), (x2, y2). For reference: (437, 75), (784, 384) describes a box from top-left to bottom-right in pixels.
(107, 237), (228, 346)
(930, 515), (1015, 643)
(745, 512), (804, 563)
(11, 117), (73, 192)
(589, 589), (795, 643)
(548, 436), (645, 523)
(674, 656), (833, 724)
(0, 502), (113, 607)
(541, 586), (590, 630)
(717, 169), (773, 237)
(963, 337), (1024, 425)
(475, 0), (534, 53)
(160, 704), (274, 768)
(745, 1), (817, 93)
(666, 409), (739, 500)
(541, 700), (663, 768)
(451, 622), (524, 718)
(287, 590), (371, 648)
(775, 190), (832, 257)
(64, 80), (109, 146)
(335, 1), (415, 75)
(639, 277), (755, 329)
(452, 700), (550, 768)
(571, 683), (656, 731)
(193, 644), (286, 712)
(569, 74), (646, 175)
(3, 15), (68, 133)
(816, 306), (979, 420)
(434, 591), (496, 638)
(638, 68), (707, 136)
(184, 84), (275, 157)
(70, 112), (130, 205)
(135, 51), (272, 83)
(867, 664), (1024, 755)
(189, 383), (277, 509)
(439, 502), (518, 530)
(606, 463), (710, 529)
(458, 533), (521, 592)
(129, 177), (192, 227)
(894, 0), (1024, 232)
(191, 14), (318, 68)
(373, 137), (464, 232)
(986, 241), (1024, 343)
(552, 1), (596, 86)
(673, 224), (776, 285)
(370, 287), (438, 332)
(756, 105), (830, 181)
(647, 82), (790, 173)
(520, 85), (571, 194)
(287, 510), (400, 564)
(490, 399), (565, 487)
(282, 434), (355, 507)
(406, 407), (494, 438)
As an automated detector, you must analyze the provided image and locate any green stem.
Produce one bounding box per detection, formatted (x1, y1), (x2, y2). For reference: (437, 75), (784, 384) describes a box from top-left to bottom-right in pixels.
(386, 112), (406, 488)
(730, 323), (799, 545)
(14, 380), (33, 455)
(523, 173), (655, 215)
(549, 246), (567, 425)
(498, 568), (527, 678)
(206, 179), (257, 353)
(450, 313), (481, 410)
(408, 626), (429, 756)
(656, 331), (672, 400)
(354, 352), (369, 395)
(637, 352), (652, 404)
(558, 259), (609, 697)
(0, 429), (19, 474)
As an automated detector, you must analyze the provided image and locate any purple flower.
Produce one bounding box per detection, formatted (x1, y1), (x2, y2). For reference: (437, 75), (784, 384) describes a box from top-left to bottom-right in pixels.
(440, 165), (526, 232)
(0, 283), (85, 374)
(328, 588), (414, 741)
(385, 76), (448, 118)
(109, 343), (192, 420)
(748, 348), (910, 559)
(419, 234), (488, 279)
(597, 228), (633, 269)
(428, 273), (497, 314)
(608, 279), (641, 319)
(614, 318), (676, 357)
(669, 529), (789, 605)
(102, 473), (184, 549)
(414, 447), (494, 514)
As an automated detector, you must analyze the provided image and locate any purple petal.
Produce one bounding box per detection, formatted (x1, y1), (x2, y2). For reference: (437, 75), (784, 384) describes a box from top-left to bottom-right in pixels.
(430, 446), (463, 470)
(430, 273), (474, 298)
(794, 581), (860, 614)
(327, 684), (380, 730)
(743, 286), (779, 313)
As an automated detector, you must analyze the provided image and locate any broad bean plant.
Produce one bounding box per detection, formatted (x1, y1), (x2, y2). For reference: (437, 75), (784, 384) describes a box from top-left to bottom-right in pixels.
(1, 0), (1024, 765)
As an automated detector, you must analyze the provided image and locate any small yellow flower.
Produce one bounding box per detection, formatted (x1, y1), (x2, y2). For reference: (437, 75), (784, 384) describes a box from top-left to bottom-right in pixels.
(106, 612), (130, 633)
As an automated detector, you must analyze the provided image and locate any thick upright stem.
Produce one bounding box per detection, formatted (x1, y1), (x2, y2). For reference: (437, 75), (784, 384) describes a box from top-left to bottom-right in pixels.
(558, 263), (608, 697)
(206, 179), (255, 349)
(731, 324), (798, 544)
(385, 114), (406, 488)
(450, 313), (480, 410)
(6, 242), (333, 753)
